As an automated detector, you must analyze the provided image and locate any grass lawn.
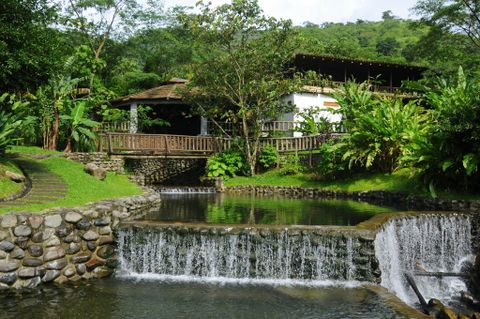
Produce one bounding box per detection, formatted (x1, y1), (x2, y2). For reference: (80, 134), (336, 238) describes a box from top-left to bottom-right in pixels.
(225, 169), (480, 200)
(0, 157), (24, 199)
(0, 147), (143, 213)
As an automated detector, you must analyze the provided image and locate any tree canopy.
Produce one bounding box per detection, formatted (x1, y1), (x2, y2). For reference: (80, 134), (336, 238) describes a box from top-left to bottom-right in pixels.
(179, 0), (301, 175)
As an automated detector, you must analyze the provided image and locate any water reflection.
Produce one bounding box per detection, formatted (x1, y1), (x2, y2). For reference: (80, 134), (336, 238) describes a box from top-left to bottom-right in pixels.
(141, 193), (400, 226)
(0, 279), (407, 319)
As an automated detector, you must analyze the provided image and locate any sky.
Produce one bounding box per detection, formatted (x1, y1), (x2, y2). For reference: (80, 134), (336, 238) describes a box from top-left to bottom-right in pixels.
(162, 0), (420, 25)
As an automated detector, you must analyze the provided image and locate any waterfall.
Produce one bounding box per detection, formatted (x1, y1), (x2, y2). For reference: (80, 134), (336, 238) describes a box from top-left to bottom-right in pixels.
(154, 187), (217, 194)
(117, 226), (377, 284)
(374, 214), (473, 305)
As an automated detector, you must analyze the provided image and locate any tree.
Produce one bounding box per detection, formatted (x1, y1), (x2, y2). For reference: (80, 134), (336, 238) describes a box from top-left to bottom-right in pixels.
(0, 0), (61, 92)
(61, 101), (99, 152)
(382, 10), (395, 20)
(179, 0), (301, 176)
(59, 0), (164, 88)
(376, 37), (400, 56)
(414, 0), (480, 50)
(0, 94), (28, 154)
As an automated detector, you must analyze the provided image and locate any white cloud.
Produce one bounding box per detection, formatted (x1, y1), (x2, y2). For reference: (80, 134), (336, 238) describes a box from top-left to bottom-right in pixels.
(162, 0), (419, 24)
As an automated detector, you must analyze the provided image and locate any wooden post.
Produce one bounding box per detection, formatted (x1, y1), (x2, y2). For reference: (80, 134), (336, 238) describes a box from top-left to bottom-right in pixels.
(107, 133), (113, 154)
(98, 134), (104, 152)
(404, 273), (428, 308)
(164, 135), (170, 155)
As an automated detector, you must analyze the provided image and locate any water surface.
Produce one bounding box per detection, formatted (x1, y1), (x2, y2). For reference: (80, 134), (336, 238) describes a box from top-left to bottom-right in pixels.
(0, 278), (407, 319)
(142, 193), (400, 226)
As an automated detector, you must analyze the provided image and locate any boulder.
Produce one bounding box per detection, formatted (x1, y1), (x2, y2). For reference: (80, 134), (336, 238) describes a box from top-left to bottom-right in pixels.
(5, 171), (25, 183)
(84, 163), (106, 181)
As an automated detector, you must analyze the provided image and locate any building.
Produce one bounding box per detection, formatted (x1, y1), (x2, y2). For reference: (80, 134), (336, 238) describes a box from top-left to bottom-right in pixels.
(281, 54), (427, 136)
(108, 55), (426, 136)
(109, 78), (207, 135)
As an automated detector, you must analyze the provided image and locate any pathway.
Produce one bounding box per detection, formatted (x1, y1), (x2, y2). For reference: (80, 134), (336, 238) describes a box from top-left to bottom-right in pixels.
(0, 158), (68, 208)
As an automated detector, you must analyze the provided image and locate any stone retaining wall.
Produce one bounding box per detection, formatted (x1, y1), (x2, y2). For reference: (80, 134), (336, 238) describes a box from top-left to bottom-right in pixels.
(0, 191), (160, 289)
(124, 157), (207, 186)
(226, 185), (480, 212)
(62, 153), (125, 174)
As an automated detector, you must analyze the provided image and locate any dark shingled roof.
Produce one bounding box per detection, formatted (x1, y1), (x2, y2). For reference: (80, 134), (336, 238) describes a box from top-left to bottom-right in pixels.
(110, 78), (187, 106)
(295, 54), (427, 71)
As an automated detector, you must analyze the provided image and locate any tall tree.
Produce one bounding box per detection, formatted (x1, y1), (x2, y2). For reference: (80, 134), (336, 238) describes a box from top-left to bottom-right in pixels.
(413, 0), (480, 75)
(180, 0), (301, 175)
(59, 0), (164, 87)
(0, 0), (60, 92)
(414, 0), (480, 49)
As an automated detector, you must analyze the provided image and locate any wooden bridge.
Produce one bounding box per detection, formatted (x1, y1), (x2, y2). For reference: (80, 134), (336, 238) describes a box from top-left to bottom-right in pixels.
(98, 133), (339, 156)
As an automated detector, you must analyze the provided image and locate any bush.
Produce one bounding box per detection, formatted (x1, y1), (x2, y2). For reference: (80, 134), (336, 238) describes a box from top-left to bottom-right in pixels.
(315, 140), (349, 180)
(206, 151), (245, 180)
(334, 81), (429, 173)
(0, 93), (28, 154)
(279, 155), (304, 175)
(401, 68), (480, 194)
(258, 144), (279, 170)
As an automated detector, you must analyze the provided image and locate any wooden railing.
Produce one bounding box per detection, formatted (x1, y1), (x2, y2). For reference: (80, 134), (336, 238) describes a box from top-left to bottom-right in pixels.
(95, 122), (130, 133)
(98, 133), (342, 155)
(98, 133), (230, 155)
(259, 135), (332, 153)
(208, 120), (347, 135)
(262, 121), (300, 132)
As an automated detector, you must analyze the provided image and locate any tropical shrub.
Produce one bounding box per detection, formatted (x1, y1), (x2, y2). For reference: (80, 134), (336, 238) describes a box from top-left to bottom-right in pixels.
(258, 144), (279, 170)
(335, 82), (429, 173)
(315, 140), (349, 180)
(206, 151), (245, 180)
(279, 155), (304, 175)
(401, 68), (480, 194)
(61, 101), (99, 152)
(0, 94), (28, 154)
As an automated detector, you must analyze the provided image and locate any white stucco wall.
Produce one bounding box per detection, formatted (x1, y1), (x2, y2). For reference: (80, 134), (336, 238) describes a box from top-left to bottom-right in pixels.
(282, 92), (342, 137)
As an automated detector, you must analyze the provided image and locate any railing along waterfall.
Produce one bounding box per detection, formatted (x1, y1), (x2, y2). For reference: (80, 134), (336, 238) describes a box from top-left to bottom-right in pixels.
(98, 133), (341, 155)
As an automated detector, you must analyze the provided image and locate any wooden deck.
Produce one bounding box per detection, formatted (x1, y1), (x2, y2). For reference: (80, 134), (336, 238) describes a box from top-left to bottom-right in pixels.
(98, 133), (341, 155)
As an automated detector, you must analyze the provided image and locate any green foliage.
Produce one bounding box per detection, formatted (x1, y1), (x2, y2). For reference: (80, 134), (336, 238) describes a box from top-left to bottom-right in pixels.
(207, 151), (246, 180)
(279, 155), (304, 176)
(413, 0), (480, 77)
(401, 67), (480, 193)
(315, 141), (349, 180)
(258, 144), (279, 170)
(0, 155), (143, 213)
(0, 0), (61, 92)
(296, 18), (427, 64)
(0, 94), (28, 153)
(60, 101), (99, 152)
(335, 82), (429, 173)
(179, 0), (302, 175)
(137, 105), (170, 132)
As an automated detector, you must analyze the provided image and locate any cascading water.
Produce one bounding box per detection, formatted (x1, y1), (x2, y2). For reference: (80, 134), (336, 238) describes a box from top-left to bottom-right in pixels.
(154, 187), (216, 194)
(117, 225), (378, 284)
(374, 214), (473, 305)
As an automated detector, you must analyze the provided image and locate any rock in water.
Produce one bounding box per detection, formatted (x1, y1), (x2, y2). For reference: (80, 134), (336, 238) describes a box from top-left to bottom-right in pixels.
(5, 171), (25, 183)
(84, 163), (106, 181)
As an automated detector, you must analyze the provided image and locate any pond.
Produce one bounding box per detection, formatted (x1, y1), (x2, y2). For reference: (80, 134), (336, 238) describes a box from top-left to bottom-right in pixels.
(0, 278), (409, 319)
(140, 192), (401, 226)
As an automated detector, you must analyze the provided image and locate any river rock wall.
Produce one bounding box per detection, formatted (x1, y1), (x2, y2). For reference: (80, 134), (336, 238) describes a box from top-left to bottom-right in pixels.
(226, 186), (480, 212)
(124, 157), (207, 186)
(0, 192), (160, 289)
(63, 153), (125, 173)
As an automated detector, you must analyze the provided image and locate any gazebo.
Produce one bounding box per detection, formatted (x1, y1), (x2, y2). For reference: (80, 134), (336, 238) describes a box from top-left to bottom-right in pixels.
(109, 79), (208, 136)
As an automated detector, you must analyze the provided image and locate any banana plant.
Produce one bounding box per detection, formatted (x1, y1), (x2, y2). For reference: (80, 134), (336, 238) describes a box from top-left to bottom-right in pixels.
(0, 93), (28, 154)
(61, 101), (99, 152)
